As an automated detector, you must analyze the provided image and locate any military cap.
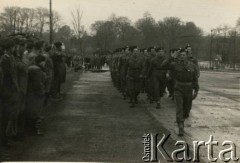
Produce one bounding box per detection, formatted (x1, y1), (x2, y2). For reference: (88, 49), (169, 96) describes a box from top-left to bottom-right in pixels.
(54, 42), (62, 48)
(185, 44), (191, 49)
(129, 46), (138, 52)
(147, 46), (156, 52)
(156, 47), (164, 52)
(179, 48), (187, 53)
(123, 46), (129, 51)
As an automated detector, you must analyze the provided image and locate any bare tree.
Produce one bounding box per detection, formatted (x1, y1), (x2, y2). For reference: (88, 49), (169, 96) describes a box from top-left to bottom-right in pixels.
(71, 7), (86, 56)
(35, 7), (48, 38)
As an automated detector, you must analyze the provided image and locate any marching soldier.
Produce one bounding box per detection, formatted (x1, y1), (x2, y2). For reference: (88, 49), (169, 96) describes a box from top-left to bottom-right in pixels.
(166, 49), (178, 100)
(162, 49), (199, 136)
(185, 44), (200, 78)
(145, 47), (156, 103)
(118, 47), (130, 99)
(125, 46), (143, 108)
(148, 47), (167, 109)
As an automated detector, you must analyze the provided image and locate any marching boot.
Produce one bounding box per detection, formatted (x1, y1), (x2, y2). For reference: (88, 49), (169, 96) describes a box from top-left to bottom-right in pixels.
(178, 122), (184, 137)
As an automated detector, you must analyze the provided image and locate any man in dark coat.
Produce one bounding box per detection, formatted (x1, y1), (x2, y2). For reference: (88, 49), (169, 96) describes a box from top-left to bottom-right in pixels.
(51, 42), (66, 99)
(14, 40), (28, 138)
(25, 54), (46, 135)
(0, 39), (19, 143)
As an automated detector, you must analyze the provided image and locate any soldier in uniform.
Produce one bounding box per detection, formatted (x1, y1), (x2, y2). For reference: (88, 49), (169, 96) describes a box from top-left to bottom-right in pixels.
(162, 49), (199, 136)
(118, 47), (130, 99)
(148, 47), (167, 109)
(145, 47), (156, 103)
(43, 46), (54, 106)
(0, 40), (10, 160)
(185, 44), (200, 78)
(13, 39), (28, 138)
(166, 49), (178, 100)
(51, 42), (66, 99)
(25, 54), (46, 135)
(125, 46), (143, 107)
(0, 39), (19, 142)
(138, 48), (147, 93)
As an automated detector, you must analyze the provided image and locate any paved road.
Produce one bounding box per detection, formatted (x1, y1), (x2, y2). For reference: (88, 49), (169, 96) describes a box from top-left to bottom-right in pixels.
(9, 70), (240, 162)
(147, 71), (240, 161)
(11, 70), (176, 162)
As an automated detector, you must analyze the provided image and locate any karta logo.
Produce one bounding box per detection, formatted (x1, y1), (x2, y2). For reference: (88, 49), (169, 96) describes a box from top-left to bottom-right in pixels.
(142, 134), (239, 162)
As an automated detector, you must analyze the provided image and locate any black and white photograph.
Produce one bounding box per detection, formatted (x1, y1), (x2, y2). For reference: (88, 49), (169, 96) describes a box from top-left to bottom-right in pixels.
(0, 0), (239, 162)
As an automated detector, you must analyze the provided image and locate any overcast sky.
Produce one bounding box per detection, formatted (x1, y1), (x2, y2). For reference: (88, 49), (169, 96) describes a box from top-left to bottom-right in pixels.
(1, 0), (240, 34)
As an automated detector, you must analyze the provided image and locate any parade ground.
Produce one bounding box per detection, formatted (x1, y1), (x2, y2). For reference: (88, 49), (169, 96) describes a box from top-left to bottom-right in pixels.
(10, 69), (240, 162)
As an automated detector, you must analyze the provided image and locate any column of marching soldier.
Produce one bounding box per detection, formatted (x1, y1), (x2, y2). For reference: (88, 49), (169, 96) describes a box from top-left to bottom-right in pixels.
(109, 45), (200, 137)
(0, 36), (67, 160)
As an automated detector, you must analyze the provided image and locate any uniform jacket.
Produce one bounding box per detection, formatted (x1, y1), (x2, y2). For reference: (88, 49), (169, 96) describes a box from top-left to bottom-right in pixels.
(148, 55), (166, 78)
(162, 58), (199, 92)
(125, 54), (143, 80)
(27, 65), (46, 96)
(0, 54), (18, 95)
(51, 51), (66, 83)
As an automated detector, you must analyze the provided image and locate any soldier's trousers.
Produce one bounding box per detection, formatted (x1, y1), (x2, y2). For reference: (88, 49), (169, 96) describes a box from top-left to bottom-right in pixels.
(146, 77), (154, 100)
(167, 79), (175, 96)
(120, 74), (126, 95)
(153, 75), (166, 102)
(127, 78), (141, 102)
(174, 83), (193, 123)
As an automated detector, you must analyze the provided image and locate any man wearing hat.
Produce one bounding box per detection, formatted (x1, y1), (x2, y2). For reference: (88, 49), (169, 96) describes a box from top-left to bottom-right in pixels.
(166, 49), (178, 100)
(118, 46), (130, 99)
(139, 48), (148, 93)
(144, 46), (156, 103)
(148, 47), (167, 108)
(185, 44), (200, 78)
(162, 48), (199, 136)
(125, 46), (143, 107)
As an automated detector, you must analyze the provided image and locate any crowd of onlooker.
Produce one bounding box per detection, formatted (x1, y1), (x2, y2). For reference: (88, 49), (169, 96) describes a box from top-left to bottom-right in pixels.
(0, 34), (68, 160)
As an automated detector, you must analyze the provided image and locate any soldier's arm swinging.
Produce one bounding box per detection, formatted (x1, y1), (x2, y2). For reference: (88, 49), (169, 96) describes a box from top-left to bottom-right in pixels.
(192, 65), (199, 100)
